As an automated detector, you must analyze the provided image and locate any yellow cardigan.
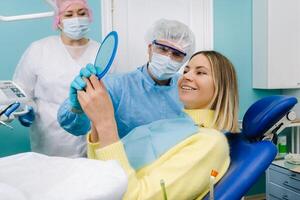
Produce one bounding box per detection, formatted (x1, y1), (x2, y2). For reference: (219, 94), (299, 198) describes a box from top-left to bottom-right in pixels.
(87, 109), (230, 200)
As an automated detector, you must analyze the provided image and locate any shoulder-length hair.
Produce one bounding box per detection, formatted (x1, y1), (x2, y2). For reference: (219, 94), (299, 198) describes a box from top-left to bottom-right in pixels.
(190, 51), (240, 132)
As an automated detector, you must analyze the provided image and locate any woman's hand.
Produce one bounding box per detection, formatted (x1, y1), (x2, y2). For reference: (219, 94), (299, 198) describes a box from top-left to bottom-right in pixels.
(77, 75), (119, 146)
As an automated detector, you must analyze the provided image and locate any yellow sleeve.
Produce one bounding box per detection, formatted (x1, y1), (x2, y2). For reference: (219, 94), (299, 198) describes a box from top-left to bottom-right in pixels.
(87, 129), (230, 200)
(86, 133), (101, 159)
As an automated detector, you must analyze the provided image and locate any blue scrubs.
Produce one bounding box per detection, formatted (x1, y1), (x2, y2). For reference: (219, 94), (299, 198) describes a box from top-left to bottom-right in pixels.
(57, 64), (183, 138)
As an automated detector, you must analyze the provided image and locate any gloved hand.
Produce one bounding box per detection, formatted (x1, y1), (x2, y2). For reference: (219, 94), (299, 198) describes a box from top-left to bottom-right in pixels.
(69, 63), (98, 111)
(18, 106), (35, 127)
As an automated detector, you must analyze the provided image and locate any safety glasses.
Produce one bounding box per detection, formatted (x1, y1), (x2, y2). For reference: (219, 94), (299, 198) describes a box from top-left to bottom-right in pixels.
(152, 40), (186, 62)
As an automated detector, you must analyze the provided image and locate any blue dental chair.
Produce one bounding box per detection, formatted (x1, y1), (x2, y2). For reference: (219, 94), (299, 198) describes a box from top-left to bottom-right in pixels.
(204, 95), (298, 200)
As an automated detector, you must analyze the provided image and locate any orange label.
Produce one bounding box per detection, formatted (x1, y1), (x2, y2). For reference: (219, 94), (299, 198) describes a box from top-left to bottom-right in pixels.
(210, 169), (218, 177)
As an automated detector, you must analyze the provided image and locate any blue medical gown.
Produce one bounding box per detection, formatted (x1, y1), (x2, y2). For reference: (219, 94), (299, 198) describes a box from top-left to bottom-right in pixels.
(57, 65), (184, 138)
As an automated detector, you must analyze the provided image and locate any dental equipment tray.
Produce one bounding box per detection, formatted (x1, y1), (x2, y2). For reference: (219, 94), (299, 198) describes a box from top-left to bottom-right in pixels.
(0, 81), (27, 105)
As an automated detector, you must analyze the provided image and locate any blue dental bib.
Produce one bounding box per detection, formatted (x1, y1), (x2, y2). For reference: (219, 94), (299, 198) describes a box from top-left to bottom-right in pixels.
(121, 115), (199, 170)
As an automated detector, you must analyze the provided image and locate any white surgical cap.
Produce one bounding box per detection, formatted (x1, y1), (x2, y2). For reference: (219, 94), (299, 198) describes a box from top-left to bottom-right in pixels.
(145, 19), (196, 58)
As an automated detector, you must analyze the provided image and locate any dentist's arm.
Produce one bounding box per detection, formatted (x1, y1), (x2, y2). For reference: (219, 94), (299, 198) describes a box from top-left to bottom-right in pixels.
(13, 43), (39, 127)
(57, 64), (97, 136)
(57, 99), (91, 135)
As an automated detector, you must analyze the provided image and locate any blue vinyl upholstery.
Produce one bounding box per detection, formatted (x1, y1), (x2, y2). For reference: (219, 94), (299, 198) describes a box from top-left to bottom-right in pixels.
(203, 95), (297, 200)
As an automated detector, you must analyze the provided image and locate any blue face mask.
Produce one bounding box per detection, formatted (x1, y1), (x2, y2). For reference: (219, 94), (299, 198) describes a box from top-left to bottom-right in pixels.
(149, 53), (183, 80)
(62, 17), (90, 40)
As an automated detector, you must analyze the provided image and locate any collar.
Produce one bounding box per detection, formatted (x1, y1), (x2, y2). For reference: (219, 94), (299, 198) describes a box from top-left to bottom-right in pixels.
(139, 64), (156, 85)
(183, 109), (215, 128)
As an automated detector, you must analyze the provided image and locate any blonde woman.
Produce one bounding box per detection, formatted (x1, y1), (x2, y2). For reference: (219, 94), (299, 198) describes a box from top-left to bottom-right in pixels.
(76, 50), (239, 199)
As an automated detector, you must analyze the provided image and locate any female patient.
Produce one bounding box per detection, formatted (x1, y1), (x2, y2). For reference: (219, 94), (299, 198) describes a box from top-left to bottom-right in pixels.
(77, 50), (239, 199)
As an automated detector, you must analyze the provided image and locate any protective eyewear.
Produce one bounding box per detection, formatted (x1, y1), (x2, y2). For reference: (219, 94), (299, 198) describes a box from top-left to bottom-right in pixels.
(152, 40), (187, 61)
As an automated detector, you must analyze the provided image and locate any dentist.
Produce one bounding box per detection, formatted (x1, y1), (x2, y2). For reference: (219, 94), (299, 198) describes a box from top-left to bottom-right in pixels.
(13, 0), (99, 157)
(58, 18), (196, 138)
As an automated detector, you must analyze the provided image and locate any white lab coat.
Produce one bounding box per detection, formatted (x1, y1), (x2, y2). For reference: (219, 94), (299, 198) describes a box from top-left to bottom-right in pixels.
(13, 36), (99, 157)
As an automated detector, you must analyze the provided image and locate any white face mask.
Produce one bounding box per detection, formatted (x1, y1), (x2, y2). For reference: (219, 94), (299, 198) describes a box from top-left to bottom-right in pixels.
(61, 17), (90, 40)
(149, 53), (183, 80)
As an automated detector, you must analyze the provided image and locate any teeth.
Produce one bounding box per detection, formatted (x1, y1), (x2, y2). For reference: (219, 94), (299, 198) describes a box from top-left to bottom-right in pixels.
(181, 86), (195, 90)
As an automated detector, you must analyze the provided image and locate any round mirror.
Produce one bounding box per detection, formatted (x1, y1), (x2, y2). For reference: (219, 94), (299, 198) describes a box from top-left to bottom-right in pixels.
(94, 31), (118, 79)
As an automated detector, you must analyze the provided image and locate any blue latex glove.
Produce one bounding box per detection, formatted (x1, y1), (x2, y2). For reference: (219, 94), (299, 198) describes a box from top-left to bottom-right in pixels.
(18, 106), (35, 127)
(69, 63), (98, 111)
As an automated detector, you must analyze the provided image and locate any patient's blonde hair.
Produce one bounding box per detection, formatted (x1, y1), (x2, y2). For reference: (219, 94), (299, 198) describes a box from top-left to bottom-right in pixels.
(190, 51), (239, 132)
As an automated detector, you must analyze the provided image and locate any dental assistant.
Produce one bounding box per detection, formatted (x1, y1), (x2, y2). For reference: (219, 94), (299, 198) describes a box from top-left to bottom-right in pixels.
(58, 19), (196, 138)
(13, 0), (99, 157)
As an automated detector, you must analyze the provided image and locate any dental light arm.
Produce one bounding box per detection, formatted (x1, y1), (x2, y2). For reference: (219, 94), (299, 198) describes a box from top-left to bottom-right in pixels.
(0, 12), (54, 22)
(0, 0), (54, 22)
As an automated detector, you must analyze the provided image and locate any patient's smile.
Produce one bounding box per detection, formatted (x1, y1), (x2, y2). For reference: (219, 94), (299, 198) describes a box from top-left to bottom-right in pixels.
(181, 85), (196, 90)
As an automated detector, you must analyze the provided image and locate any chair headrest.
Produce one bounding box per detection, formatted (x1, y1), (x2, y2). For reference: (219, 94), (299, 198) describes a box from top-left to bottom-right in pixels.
(242, 95), (297, 139)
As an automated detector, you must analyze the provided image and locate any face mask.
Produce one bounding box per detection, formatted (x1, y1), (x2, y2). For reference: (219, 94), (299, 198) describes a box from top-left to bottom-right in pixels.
(149, 53), (183, 80)
(62, 17), (90, 40)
